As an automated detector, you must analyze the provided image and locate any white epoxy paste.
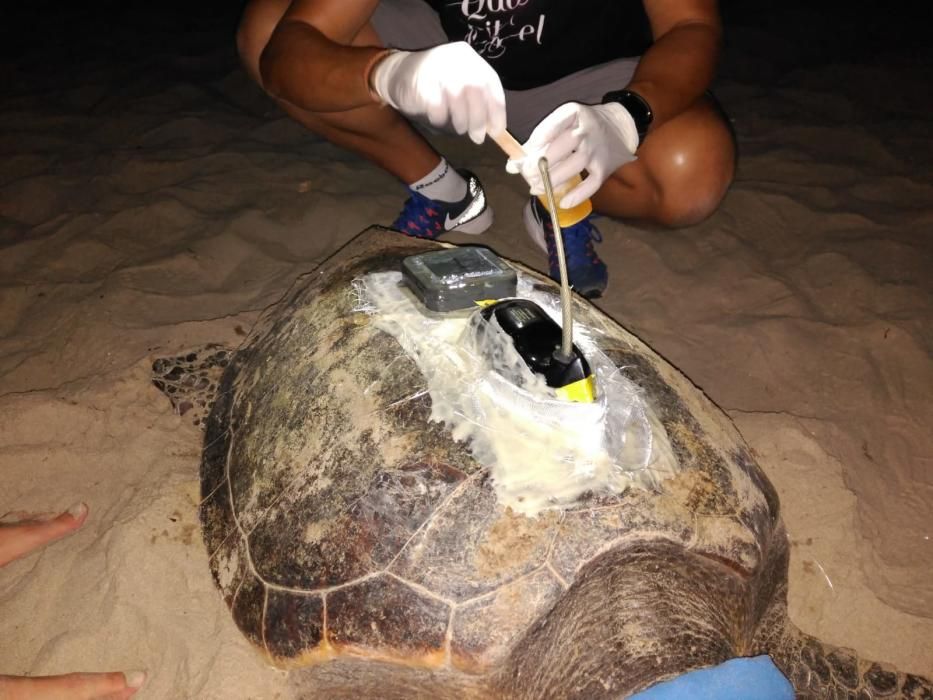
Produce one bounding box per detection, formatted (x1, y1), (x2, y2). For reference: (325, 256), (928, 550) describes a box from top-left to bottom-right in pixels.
(356, 272), (675, 516)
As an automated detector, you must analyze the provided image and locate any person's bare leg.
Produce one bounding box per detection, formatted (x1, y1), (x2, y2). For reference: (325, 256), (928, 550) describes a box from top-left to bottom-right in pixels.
(0, 502), (88, 566)
(237, 0), (441, 184)
(0, 504), (146, 700)
(0, 672), (145, 700)
(591, 96), (736, 226)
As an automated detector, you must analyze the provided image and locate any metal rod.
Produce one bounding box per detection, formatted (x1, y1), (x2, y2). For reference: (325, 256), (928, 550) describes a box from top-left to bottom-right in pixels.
(538, 157), (573, 360)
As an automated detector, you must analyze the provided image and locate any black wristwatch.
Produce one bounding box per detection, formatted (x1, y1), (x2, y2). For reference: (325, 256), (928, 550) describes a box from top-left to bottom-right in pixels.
(602, 89), (653, 146)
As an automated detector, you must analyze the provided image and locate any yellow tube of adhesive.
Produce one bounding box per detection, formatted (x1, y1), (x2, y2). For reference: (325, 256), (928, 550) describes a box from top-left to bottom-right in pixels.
(538, 174), (593, 227)
(492, 131), (593, 227)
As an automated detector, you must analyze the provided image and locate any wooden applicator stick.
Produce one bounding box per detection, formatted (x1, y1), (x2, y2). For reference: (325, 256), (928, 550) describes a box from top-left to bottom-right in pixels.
(489, 130), (592, 227)
(491, 130), (526, 160)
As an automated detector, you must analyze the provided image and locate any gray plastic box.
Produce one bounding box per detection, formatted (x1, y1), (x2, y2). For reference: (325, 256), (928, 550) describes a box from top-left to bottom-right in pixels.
(401, 247), (518, 312)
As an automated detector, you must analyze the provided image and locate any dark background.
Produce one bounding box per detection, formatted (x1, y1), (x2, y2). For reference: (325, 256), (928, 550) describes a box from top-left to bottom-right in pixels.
(2, 1), (931, 94)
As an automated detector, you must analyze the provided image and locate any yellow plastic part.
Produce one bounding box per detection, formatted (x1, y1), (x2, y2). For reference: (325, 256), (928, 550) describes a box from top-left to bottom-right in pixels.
(555, 375), (597, 403)
(536, 173), (593, 227)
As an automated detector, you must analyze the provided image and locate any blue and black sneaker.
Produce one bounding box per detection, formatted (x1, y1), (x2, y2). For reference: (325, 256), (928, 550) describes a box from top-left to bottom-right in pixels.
(523, 197), (608, 299)
(391, 169), (493, 239)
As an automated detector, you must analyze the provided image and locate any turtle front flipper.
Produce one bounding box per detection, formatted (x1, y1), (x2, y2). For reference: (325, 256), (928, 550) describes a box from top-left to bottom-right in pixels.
(151, 344), (233, 429)
(753, 584), (933, 699)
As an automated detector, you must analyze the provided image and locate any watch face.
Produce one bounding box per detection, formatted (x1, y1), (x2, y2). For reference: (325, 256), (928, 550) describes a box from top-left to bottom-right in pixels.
(604, 89), (653, 143)
(623, 91), (653, 127)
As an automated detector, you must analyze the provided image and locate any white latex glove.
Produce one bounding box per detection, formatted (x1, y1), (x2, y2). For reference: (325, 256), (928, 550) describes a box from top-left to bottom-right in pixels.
(370, 42), (506, 145)
(505, 102), (640, 210)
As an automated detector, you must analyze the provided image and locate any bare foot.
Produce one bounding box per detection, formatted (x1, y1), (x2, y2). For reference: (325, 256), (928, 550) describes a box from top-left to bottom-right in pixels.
(0, 671), (145, 700)
(0, 506), (147, 697)
(0, 503), (89, 567)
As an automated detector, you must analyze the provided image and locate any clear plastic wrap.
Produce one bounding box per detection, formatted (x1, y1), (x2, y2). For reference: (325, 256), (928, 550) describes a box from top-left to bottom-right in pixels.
(353, 271), (672, 516)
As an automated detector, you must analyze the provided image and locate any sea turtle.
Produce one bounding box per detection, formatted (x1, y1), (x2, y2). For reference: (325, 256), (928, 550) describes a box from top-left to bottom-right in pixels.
(152, 227), (932, 699)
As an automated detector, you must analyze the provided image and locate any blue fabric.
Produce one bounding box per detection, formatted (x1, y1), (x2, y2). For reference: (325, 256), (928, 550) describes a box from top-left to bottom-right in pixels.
(629, 656), (795, 700)
(391, 189), (447, 240)
(530, 198), (607, 299)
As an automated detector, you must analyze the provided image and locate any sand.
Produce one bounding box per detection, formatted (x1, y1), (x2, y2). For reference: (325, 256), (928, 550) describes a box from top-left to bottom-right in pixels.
(1, 2), (931, 697)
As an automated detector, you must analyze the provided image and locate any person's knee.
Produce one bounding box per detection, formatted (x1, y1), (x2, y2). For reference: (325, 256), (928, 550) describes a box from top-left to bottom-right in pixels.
(648, 100), (736, 227)
(655, 157), (733, 227)
(235, 21), (258, 81)
(236, 0), (290, 86)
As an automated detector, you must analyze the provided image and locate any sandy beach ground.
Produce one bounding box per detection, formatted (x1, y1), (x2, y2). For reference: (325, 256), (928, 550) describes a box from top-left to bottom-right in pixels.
(1, 1), (931, 697)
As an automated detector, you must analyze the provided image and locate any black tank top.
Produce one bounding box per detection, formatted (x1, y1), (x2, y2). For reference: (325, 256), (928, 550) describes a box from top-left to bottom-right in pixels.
(423, 0), (652, 90)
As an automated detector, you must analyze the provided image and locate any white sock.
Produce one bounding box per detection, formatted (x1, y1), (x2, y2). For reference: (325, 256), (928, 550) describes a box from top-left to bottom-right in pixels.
(408, 158), (468, 202)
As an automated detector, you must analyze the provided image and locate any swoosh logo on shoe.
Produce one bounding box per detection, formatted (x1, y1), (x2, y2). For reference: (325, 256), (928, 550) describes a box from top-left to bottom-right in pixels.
(443, 179), (485, 230)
